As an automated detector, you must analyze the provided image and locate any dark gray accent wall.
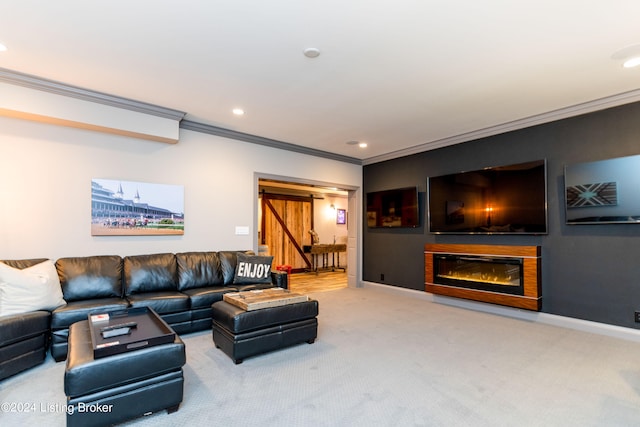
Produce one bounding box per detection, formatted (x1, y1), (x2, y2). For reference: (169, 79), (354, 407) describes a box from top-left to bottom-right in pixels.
(363, 101), (640, 328)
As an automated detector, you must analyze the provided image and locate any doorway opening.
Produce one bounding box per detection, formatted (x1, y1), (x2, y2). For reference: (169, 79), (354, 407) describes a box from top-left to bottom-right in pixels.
(255, 175), (360, 290)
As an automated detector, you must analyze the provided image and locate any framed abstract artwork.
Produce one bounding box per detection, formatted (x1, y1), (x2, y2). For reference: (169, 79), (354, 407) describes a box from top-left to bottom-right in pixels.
(566, 182), (618, 208)
(564, 154), (640, 224)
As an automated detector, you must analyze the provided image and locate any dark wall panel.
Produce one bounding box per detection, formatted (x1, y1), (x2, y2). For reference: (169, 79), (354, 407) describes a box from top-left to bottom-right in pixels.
(363, 101), (640, 328)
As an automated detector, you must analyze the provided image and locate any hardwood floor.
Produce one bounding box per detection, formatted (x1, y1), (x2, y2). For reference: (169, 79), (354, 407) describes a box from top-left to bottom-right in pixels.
(288, 270), (348, 294)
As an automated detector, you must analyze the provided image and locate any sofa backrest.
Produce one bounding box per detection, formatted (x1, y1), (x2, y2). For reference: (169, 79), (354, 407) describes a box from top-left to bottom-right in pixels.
(55, 255), (123, 302)
(175, 252), (224, 291)
(218, 250), (254, 286)
(124, 253), (177, 296)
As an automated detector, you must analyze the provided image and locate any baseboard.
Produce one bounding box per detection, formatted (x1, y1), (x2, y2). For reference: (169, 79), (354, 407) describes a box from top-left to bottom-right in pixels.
(362, 281), (640, 343)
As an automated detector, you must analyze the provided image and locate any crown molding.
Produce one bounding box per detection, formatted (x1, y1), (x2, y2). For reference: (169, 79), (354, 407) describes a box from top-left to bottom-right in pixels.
(180, 119), (362, 165)
(8, 67), (636, 167)
(362, 88), (640, 165)
(0, 68), (361, 163)
(0, 67), (186, 121)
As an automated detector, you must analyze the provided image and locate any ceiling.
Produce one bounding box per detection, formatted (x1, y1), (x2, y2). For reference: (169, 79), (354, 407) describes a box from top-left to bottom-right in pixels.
(2, 1), (640, 163)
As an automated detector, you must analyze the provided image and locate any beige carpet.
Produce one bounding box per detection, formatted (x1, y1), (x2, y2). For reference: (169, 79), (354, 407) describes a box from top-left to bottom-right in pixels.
(2, 286), (640, 426)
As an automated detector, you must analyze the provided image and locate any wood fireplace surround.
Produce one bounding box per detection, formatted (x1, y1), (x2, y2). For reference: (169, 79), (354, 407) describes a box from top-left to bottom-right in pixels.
(424, 244), (541, 311)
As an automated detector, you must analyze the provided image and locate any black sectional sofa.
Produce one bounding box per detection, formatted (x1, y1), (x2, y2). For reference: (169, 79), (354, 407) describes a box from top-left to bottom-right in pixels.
(0, 250), (286, 379)
(0, 258), (52, 381)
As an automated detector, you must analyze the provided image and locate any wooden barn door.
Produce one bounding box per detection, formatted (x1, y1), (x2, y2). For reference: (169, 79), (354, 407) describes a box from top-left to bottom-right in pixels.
(261, 193), (313, 271)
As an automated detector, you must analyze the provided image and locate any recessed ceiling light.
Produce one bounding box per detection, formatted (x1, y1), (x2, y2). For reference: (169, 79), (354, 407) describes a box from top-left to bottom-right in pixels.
(232, 108), (245, 116)
(346, 140), (368, 148)
(303, 48), (320, 58)
(612, 44), (640, 68)
(0, 43), (7, 52)
(623, 57), (640, 68)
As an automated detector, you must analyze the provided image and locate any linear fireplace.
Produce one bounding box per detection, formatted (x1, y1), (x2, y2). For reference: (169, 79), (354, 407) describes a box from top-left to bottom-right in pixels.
(425, 244), (541, 310)
(433, 254), (524, 296)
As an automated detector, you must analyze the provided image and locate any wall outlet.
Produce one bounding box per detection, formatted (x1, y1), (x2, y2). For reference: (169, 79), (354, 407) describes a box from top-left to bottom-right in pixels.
(635, 311), (640, 323)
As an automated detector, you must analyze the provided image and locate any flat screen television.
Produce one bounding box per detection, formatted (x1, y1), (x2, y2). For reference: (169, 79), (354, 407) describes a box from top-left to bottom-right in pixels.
(367, 186), (419, 228)
(564, 154), (640, 225)
(427, 159), (547, 234)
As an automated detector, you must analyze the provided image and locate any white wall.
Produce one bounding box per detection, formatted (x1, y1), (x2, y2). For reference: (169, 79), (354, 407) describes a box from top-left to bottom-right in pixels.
(313, 196), (349, 245)
(0, 116), (362, 260)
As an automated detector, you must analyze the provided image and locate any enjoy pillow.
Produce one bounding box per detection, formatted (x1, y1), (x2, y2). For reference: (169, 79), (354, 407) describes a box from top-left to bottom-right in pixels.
(233, 253), (274, 285)
(0, 260), (66, 317)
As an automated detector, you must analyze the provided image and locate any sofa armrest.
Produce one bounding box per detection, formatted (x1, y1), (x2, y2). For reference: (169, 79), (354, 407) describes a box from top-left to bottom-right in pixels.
(0, 310), (51, 347)
(271, 270), (288, 289)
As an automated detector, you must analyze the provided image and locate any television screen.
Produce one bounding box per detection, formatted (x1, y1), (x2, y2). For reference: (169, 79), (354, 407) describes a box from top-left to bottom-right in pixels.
(367, 187), (419, 228)
(564, 154), (640, 224)
(428, 160), (547, 234)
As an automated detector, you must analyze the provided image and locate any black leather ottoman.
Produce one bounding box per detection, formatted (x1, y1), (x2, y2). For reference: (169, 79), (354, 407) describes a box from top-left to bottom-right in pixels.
(64, 320), (186, 427)
(212, 299), (318, 364)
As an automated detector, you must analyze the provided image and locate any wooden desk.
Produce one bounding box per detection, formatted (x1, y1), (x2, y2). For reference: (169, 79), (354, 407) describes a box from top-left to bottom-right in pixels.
(308, 244), (346, 273)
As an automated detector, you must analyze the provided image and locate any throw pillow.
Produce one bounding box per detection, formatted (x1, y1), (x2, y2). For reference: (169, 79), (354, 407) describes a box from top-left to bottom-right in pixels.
(0, 260), (66, 317)
(233, 253), (274, 285)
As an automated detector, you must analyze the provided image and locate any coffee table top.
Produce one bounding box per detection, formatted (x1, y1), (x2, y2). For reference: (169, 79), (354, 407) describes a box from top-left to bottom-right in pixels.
(224, 288), (309, 311)
(88, 307), (175, 359)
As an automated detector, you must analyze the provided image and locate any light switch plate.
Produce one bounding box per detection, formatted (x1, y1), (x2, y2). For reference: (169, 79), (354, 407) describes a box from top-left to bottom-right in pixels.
(235, 226), (249, 235)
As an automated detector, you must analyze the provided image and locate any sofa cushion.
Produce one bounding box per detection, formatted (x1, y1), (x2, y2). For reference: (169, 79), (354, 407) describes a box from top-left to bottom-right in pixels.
(181, 286), (235, 309)
(124, 253), (177, 295)
(176, 252), (224, 291)
(51, 298), (130, 329)
(126, 292), (189, 314)
(233, 253), (274, 285)
(56, 256), (123, 302)
(0, 260), (66, 316)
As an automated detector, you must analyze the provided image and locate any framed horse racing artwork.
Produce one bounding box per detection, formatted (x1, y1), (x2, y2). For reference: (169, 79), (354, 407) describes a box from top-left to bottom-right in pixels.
(91, 178), (184, 236)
